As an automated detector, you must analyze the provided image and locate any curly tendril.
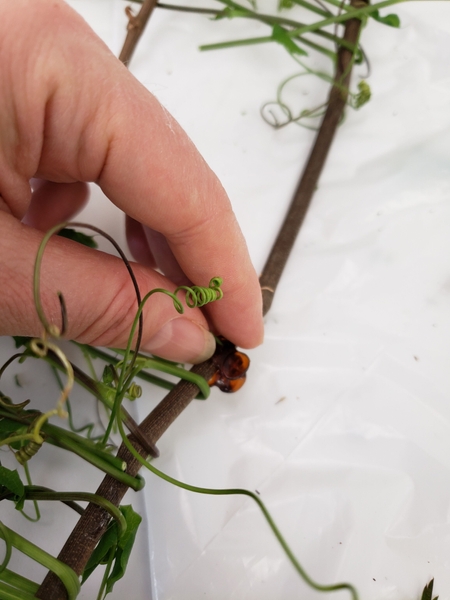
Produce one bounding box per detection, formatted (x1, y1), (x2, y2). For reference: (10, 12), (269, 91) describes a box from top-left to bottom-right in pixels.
(174, 277), (224, 310)
(15, 440), (43, 466)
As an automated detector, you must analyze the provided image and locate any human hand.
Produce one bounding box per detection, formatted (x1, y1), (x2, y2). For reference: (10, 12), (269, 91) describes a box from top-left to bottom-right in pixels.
(0, 0), (264, 363)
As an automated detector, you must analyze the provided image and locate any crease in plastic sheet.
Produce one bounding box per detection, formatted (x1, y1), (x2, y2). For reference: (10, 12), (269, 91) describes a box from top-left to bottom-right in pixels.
(1, 1), (450, 599)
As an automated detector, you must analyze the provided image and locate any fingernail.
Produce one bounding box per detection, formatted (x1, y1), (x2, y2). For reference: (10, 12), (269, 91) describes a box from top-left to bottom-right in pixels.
(142, 318), (216, 364)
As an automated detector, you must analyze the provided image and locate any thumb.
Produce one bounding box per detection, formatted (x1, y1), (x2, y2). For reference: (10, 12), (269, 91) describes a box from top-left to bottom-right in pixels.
(0, 214), (216, 364)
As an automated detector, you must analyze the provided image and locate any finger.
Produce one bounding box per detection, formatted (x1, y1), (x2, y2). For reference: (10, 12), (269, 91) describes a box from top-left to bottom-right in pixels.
(126, 217), (192, 286)
(0, 214), (216, 364)
(23, 180), (89, 231)
(143, 227), (190, 287)
(2, 0), (264, 349)
(125, 216), (156, 269)
(98, 83), (264, 348)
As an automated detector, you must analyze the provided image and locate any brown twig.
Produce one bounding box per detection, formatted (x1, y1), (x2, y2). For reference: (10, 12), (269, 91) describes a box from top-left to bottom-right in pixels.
(119, 0), (159, 65)
(259, 0), (366, 315)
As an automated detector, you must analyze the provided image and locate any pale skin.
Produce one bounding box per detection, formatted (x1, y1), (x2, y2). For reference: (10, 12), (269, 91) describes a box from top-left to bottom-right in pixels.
(0, 0), (264, 364)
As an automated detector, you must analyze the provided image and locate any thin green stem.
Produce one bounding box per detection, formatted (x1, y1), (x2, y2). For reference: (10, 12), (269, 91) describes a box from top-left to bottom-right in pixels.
(43, 424), (144, 491)
(127, 357), (210, 399)
(33, 222), (69, 337)
(116, 418), (359, 600)
(200, 34), (336, 61)
(19, 463), (41, 522)
(0, 433), (35, 448)
(290, 0), (409, 36)
(101, 287), (184, 447)
(96, 546), (115, 600)
(79, 345), (98, 381)
(75, 344), (175, 390)
(0, 522), (12, 574)
(158, 0), (358, 52)
(290, 0), (332, 18)
(23, 488), (127, 537)
(212, 0), (358, 51)
(0, 353), (27, 379)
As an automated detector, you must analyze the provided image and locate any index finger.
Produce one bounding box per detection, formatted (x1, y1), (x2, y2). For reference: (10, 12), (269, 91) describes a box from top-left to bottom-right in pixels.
(15, 0), (264, 350)
(98, 72), (264, 349)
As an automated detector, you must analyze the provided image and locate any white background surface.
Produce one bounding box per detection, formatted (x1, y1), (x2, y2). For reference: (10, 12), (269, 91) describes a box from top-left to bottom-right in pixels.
(2, 1), (450, 599)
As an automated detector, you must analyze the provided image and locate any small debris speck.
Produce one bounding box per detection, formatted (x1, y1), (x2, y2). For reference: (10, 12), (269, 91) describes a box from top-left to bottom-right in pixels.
(276, 396), (286, 405)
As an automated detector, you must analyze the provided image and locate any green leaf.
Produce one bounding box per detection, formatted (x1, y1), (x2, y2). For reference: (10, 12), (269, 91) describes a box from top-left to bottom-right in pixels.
(105, 505), (142, 594)
(278, 0), (294, 9)
(58, 228), (98, 249)
(81, 524), (118, 583)
(102, 365), (116, 386)
(272, 24), (307, 56)
(0, 465), (25, 508)
(12, 336), (31, 349)
(81, 505), (141, 590)
(371, 9), (400, 28)
(0, 419), (23, 435)
(421, 579), (438, 600)
(353, 80), (371, 109)
(214, 7), (249, 20)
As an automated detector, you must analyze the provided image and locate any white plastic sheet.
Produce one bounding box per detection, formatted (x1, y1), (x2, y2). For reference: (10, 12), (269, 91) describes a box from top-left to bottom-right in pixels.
(1, 1), (450, 598)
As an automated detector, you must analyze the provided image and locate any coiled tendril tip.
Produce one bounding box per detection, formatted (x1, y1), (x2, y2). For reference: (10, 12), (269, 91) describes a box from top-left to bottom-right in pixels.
(174, 277), (224, 311)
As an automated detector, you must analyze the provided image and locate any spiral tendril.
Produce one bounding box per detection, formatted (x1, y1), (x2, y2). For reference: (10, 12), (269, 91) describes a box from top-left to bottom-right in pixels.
(15, 439), (43, 466)
(126, 382), (142, 400)
(174, 277), (223, 310)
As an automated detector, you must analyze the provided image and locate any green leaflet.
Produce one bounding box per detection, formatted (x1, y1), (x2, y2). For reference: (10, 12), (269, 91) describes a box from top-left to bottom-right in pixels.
(278, 0), (295, 8)
(272, 24), (307, 56)
(421, 579), (438, 600)
(57, 228), (99, 249)
(12, 336), (30, 349)
(81, 526), (118, 584)
(214, 6), (249, 19)
(371, 9), (400, 28)
(104, 505), (142, 595)
(0, 465), (26, 510)
(0, 419), (22, 436)
(81, 504), (142, 596)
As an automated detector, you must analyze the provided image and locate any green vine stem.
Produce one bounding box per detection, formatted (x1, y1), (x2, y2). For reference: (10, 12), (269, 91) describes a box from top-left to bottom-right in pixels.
(82, 344), (209, 398)
(21, 488), (127, 537)
(156, 0), (360, 54)
(116, 417), (360, 599)
(0, 406), (144, 490)
(43, 425), (145, 491)
(19, 462), (41, 522)
(101, 278), (222, 447)
(0, 522), (80, 600)
(0, 485), (127, 536)
(96, 545), (116, 600)
(76, 344), (175, 391)
(197, 0), (409, 52)
(36, 358), (218, 599)
(33, 221), (70, 338)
